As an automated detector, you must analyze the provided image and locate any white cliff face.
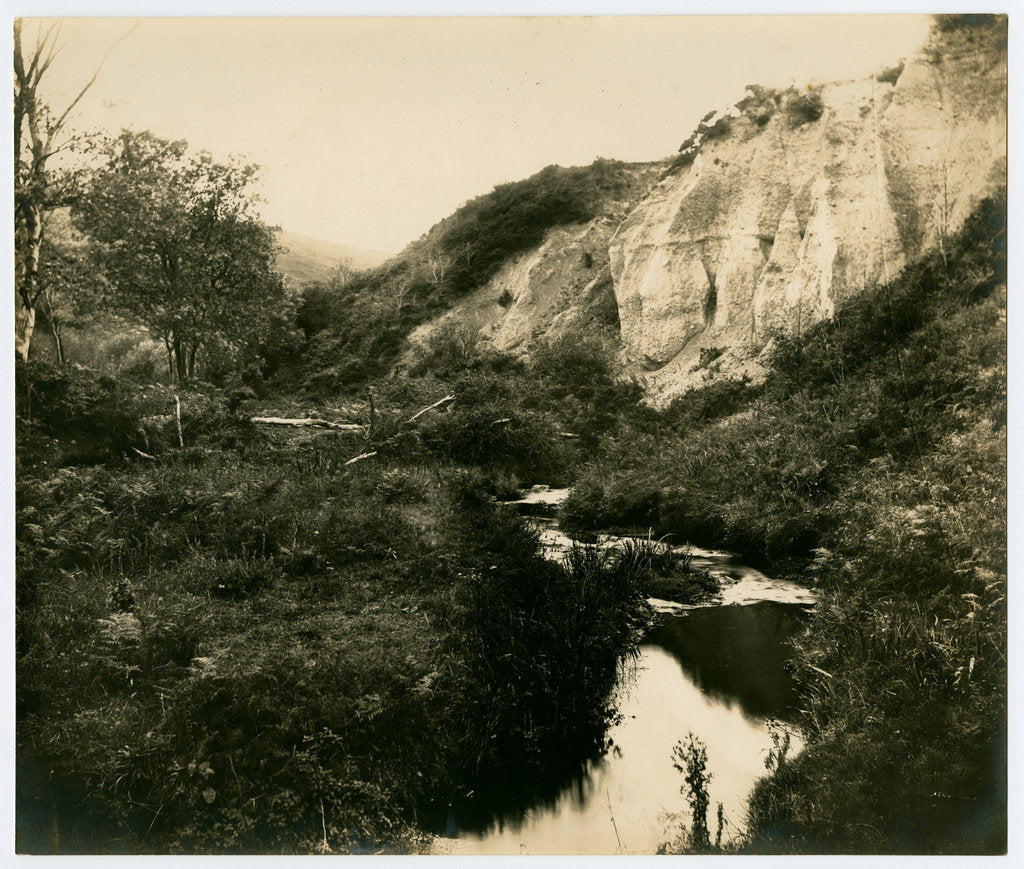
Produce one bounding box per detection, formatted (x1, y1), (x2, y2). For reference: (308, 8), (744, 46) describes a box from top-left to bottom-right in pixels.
(407, 23), (1004, 403)
(609, 23), (1006, 401)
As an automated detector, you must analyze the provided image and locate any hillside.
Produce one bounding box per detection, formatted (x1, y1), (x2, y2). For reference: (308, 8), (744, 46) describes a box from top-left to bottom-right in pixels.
(274, 229), (393, 285)
(388, 17), (1005, 404)
(610, 18), (1006, 401)
(289, 158), (661, 394)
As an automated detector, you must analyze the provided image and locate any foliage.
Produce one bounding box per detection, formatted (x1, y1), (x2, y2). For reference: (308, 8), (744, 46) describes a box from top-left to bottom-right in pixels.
(784, 88), (824, 126)
(875, 61), (905, 85)
(72, 130), (291, 383)
(444, 488), (649, 799)
(33, 215), (108, 364)
(735, 83), (780, 127)
(524, 330), (644, 447)
(433, 159), (629, 297)
(16, 365), (647, 852)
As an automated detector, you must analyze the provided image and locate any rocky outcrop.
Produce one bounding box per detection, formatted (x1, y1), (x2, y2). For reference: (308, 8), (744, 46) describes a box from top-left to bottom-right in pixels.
(610, 20), (1006, 399)
(406, 164), (662, 355)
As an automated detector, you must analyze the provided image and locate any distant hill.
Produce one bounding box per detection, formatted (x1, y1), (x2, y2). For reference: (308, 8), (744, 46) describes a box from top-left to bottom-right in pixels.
(274, 230), (394, 286)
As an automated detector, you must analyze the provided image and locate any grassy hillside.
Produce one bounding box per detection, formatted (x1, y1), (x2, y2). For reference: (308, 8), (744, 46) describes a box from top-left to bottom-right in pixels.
(274, 230), (393, 285)
(282, 158), (655, 395)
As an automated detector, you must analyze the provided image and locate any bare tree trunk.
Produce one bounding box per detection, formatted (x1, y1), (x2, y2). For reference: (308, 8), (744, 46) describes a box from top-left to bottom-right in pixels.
(15, 203), (43, 360)
(187, 343), (198, 380)
(173, 336), (186, 383)
(15, 22), (134, 362)
(50, 316), (65, 365)
(15, 302), (35, 361)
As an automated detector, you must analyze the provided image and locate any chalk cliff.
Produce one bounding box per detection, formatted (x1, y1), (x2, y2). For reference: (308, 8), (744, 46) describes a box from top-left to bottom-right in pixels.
(411, 18), (1005, 402)
(610, 19), (1006, 399)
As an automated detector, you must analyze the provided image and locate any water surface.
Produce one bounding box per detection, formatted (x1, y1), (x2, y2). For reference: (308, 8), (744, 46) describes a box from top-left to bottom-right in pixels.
(435, 598), (810, 855)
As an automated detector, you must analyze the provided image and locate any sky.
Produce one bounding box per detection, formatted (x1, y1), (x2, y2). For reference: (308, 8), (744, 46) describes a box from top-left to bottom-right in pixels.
(22, 13), (933, 254)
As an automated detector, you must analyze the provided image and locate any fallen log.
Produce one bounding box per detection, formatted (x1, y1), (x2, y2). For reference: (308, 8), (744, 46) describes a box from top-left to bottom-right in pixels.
(251, 417), (365, 433)
(344, 451), (378, 466)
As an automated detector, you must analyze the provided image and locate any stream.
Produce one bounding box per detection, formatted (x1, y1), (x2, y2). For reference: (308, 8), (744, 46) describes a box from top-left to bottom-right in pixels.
(432, 487), (815, 855)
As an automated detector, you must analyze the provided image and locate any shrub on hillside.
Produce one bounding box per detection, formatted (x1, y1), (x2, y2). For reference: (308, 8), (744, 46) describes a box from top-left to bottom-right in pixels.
(284, 159), (638, 393)
(784, 89), (824, 126)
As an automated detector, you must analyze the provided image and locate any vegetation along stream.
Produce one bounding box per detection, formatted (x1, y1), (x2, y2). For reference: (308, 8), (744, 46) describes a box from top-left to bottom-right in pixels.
(433, 488), (814, 855)
(15, 16), (1005, 850)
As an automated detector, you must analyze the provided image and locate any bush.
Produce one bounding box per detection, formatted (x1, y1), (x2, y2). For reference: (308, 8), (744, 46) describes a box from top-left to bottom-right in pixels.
(15, 361), (155, 465)
(784, 89), (824, 126)
(875, 61), (904, 84)
(425, 400), (570, 483)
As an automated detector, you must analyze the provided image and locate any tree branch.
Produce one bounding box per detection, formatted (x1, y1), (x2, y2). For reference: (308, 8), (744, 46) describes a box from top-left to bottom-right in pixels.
(48, 22), (141, 151)
(406, 394), (455, 424)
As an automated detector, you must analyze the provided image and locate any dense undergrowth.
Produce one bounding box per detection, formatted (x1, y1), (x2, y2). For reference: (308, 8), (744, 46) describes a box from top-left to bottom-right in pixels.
(15, 315), (655, 852)
(16, 159), (1005, 853)
(565, 194), (1006, 854)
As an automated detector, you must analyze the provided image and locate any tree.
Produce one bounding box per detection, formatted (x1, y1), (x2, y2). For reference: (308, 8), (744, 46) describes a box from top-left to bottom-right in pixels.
(72, 130), (288, 382)
(35, 212), (105, 364)
(14, 19), (133, 359)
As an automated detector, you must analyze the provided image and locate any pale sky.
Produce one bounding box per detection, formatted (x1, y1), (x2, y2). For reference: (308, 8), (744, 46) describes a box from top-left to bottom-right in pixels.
(23, 14), (933, 253)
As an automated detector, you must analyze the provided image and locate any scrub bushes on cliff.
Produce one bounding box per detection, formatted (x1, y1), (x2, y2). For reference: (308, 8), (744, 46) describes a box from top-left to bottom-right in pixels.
(288, 159), (638, 395)
(437, 160), (628, 297)
(784, 88), (824, 126)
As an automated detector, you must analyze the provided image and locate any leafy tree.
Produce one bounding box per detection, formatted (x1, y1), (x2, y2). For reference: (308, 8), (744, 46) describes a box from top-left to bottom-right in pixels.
(13, 19), (133, 359)
(72, 130), (289, 382)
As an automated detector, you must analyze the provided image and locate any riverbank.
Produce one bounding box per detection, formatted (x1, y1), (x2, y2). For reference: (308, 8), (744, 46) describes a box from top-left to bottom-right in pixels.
(557, 196), (1008, 853)
(431, 530), (813, 854)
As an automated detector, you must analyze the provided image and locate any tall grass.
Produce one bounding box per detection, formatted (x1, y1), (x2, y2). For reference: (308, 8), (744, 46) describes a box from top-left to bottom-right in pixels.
(15, 363), (650, 852)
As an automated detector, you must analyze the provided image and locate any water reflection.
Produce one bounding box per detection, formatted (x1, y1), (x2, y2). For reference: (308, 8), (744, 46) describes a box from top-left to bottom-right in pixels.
(437, 601), (810, 855)
(648, 601), (810, 722)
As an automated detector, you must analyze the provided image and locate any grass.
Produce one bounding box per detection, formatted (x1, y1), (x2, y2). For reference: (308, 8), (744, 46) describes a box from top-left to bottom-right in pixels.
(15, 357), (651, 853)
